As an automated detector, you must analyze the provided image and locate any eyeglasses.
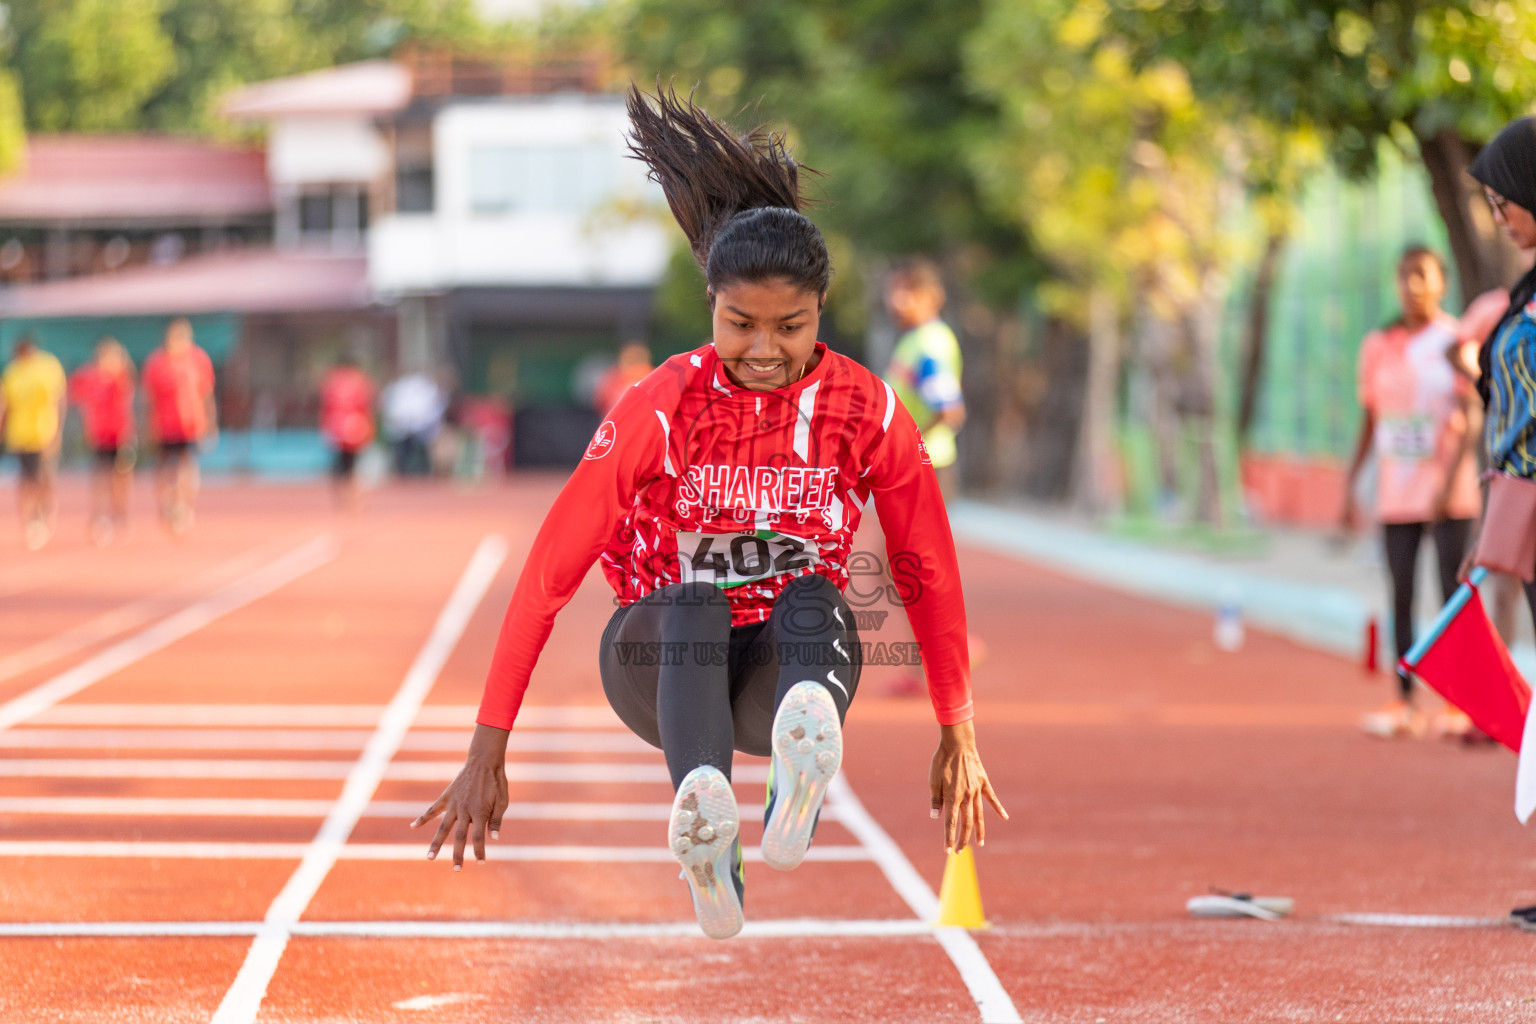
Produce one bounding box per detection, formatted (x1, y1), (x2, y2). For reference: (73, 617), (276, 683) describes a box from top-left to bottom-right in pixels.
(1486, 188), (1510, 217)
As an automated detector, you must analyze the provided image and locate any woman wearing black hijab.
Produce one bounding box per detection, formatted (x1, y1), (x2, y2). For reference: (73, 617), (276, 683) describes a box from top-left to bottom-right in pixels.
(1467, 118), (1536, 931)
(1468, 117), (1536, 607)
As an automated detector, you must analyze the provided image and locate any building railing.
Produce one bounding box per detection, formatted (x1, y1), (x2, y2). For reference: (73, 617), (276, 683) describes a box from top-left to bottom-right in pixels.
(396, 43), (612, 98)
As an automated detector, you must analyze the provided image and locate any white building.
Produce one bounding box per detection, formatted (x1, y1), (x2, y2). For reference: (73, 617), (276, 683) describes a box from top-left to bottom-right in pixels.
(223, 53), (671, 463)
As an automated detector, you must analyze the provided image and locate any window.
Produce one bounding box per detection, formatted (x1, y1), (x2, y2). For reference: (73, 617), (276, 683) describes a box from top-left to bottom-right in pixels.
(299, 192), (333, 233)
(467, 145), (615, 216)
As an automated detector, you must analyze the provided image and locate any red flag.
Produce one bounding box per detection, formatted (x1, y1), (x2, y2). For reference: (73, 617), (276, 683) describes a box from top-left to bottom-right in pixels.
(1408, 588), (1531, 752)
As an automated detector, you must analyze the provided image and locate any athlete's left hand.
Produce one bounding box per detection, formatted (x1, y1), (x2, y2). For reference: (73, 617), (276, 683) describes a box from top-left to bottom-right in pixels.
(929, 720), (1008, 853)
(412, 723), (510, 869)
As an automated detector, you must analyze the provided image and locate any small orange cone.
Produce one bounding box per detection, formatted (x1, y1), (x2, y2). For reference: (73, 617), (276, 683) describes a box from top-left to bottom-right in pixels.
(934, 846), (989, 929)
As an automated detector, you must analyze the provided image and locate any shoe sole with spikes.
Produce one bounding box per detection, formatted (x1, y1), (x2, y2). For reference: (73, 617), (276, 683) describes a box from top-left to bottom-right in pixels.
(762, 681), (842, 871)
(669, 765), (742, 940)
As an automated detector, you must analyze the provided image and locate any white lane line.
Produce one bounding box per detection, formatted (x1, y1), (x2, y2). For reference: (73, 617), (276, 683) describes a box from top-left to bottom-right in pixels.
(0, 729), (652, 753)
(0, 536), (337, 736)
(0, 918), (933, 939)
(0, 798), (835, 823)
(829, 776), (1022, 1024)
(0, 760), (768, 782)
(0, 544), (285, 686)
(1329, 913), (1509, 928)
(211, 535), (506, 1024)
(0, 759), (356, 779)
(25, 704), (621, 728)
(0, 840), (869, 861)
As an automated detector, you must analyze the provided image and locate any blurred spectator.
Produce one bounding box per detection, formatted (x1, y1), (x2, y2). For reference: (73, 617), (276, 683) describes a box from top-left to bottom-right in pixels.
(595, 341), (654, 415)
(0, 335), (66, 550)
(1341, 247), (1480, 738)
(883, 259), (965, 501)
(143, 317), (216, 536)
(380, 371), (444, 477)
(69, 337), (136, 544)
(319, 355), (375, 509)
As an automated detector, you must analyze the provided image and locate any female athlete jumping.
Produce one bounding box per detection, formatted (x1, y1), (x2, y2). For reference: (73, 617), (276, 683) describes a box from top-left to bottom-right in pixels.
(415, 86), (1007, 939)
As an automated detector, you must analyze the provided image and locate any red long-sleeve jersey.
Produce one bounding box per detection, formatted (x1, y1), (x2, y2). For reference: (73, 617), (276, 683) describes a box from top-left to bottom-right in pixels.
(477, 342), (972, 730)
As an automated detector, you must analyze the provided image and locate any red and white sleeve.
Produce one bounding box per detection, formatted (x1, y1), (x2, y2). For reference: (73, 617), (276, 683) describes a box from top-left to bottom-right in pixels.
(477, 388), (664, 730)
(863, 396), (974, 725)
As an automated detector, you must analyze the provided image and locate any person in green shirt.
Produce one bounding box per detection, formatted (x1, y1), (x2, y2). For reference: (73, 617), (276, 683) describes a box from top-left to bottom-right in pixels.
(884, 259), (965, 500)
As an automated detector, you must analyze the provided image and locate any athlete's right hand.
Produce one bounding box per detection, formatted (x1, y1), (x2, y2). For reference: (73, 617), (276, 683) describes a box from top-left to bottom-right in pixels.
(412, 723), (510, 870)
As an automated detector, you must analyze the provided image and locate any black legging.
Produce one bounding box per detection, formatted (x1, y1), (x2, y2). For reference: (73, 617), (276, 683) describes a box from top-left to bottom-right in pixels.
(599, 575), (862, 790)
(1384, 519), (1473, 698)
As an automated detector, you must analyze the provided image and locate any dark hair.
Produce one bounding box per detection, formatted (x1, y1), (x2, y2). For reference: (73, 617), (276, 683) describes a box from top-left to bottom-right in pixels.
(625, 84), (830, 297)
(1397, 245), (1445, 275)
(888, 257), (945, 293)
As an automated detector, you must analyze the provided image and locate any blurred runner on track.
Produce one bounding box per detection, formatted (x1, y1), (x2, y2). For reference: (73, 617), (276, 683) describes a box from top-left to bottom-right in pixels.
(142, 317), (216, 537)
(417, 86), (1008, 941)
(69, 337), (136, 545)
(0, 335), (66, 550)
(595, 341), (655, 416)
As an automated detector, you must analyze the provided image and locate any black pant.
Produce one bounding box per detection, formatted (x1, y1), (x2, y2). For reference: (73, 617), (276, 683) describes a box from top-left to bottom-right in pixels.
(1384, 519), (1473, 698)
(598, 575), (862, 790)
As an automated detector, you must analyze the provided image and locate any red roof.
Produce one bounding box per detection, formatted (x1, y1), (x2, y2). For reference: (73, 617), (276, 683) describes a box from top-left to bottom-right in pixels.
(0, 248), (372, 318)
(0, 136), (270, 224)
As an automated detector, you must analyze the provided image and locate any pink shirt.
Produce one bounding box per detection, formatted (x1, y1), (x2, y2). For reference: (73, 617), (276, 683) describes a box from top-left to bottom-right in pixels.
(1357, 315), (1481, 523)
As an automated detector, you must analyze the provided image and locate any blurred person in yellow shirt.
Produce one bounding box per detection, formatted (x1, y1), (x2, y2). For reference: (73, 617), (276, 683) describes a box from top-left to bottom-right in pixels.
(0, 336), (67, 549)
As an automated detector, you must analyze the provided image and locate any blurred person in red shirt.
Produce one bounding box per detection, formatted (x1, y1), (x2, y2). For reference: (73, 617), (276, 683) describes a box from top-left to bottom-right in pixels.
(319, 355), (375, 509)
(594, 341), (653, 415)
(69, 337), (136, 544)
(142, 317), (215, 536)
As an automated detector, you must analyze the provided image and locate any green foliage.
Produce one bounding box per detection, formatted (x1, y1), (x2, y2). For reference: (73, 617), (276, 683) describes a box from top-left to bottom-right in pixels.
(1096, 0), (1536, 174)
(621, 0), (1040, 308)
(11, 0), (176, 131)
(0, 0), (490, 135)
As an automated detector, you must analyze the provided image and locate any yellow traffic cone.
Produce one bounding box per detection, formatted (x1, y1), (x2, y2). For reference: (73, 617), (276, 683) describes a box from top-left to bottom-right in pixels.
(934, 846), (989, 929)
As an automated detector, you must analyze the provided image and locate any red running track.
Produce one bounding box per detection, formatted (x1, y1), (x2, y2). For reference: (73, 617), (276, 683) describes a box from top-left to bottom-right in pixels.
(0, 476), (1531, 1023)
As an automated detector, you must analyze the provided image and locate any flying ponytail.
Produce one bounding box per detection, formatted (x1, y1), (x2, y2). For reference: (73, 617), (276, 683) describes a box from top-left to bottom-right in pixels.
(625, 84), (831, 298)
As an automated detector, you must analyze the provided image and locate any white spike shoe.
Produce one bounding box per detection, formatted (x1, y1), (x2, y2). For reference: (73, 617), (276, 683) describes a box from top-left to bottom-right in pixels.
(669, 765), (743, 939)
(762, 681), (842, 870)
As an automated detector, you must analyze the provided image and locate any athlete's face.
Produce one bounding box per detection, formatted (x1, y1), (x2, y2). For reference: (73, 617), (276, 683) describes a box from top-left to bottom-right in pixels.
(709, 278), (824, 391)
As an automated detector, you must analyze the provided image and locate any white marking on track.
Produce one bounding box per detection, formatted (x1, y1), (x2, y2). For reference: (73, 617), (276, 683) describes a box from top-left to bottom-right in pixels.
(0, 543), (296, 685)
(0, 840), (869, 861)
(0, 536), (337, 737)
(0, 728), (652, 753)
(0, 918), (937, 939)
(1329, 913), (1508, 928)
(829, 776), (1022, 1023)
(211, 534), (507, 1024)
(0, 798), (831, 822)
(0, 759), (771, 783)
(394, 993), (485, 1010)
(25, 704), (624, 729)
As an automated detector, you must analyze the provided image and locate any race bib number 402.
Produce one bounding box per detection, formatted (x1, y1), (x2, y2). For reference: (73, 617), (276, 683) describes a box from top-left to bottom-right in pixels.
(675, 530), (819, 588)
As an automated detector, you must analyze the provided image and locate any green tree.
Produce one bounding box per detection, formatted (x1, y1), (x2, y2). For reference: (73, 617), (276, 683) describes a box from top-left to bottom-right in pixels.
(622, 0), (1046, 490)
(0, 0), (487, 135)
(1099, 0), (1536, 304)
(9, 0), (176, 131)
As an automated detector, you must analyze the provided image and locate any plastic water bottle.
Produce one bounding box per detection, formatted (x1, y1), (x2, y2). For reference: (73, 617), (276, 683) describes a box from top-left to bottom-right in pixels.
(1214, 589), (1245, 652)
